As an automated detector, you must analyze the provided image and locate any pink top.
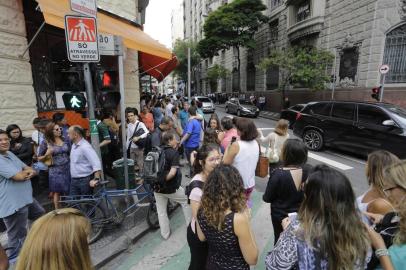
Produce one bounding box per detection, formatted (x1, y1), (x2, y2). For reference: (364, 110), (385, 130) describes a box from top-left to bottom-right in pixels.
(221, 128), (239, 150)
(189, 174), (204, 233)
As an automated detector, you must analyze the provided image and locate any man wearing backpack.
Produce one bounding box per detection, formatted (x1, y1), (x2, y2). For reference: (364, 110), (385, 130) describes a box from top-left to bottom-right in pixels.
(154, 131), (191, 240)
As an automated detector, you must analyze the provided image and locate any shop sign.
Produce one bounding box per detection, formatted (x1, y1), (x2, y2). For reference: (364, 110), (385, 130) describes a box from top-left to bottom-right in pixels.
(99, 34), (123, 56)
(70, 0), (97, 18)
(65, 15), (100, 62)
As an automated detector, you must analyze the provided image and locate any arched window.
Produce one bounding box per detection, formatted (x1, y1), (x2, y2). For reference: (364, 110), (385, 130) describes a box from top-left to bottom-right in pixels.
(383, 24), (406, 83)
(246, 63), (256, 91)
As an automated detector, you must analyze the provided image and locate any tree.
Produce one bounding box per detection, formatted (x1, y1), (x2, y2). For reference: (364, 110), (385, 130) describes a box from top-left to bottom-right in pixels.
(207, 64), (230, 93)
(172, 39), (200, 82)
(258, 47), (334, 102)
(197, 0), (268, 91)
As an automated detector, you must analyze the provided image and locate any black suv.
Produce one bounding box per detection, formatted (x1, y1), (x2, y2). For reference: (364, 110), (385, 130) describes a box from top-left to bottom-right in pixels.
(293, 101), (406, 158)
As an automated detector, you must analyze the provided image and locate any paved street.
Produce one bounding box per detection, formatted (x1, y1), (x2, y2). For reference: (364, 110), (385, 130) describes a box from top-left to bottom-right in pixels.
(100, 106), (369, 270)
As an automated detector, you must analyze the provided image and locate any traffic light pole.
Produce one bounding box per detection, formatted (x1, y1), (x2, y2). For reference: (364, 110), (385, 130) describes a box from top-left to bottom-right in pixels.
(380, 73), (386, 102)
(83, 63), (103, 175)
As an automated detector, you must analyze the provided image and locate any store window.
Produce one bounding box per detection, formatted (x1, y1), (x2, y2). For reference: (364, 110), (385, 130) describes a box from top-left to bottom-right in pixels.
(383, 24), (406, 83)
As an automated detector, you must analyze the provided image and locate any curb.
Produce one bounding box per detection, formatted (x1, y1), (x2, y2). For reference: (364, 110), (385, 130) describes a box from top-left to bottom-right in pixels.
(92, 221), (150, 269)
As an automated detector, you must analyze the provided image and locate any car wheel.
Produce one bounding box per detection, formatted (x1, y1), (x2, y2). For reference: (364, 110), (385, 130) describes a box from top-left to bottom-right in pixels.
(303, 129), (323, 151)
(237, 110), (241, 117)
(225, 106), (229, 113)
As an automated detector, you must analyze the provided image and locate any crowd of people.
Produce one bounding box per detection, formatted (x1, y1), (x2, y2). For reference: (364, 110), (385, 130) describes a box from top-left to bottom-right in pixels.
(0, 93), (405, 270)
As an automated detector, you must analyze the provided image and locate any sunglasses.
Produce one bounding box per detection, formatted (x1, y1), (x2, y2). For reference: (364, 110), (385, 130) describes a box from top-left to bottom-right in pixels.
(54, 128), (62, 131)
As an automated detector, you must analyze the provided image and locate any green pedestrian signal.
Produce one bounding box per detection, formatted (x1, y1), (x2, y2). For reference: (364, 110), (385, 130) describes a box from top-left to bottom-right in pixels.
(62, 93), (87, 110)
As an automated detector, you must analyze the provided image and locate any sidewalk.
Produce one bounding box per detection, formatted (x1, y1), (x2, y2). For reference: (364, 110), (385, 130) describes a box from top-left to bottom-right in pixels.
(215, 104), (281, 120)
(100, 190), (274, 270)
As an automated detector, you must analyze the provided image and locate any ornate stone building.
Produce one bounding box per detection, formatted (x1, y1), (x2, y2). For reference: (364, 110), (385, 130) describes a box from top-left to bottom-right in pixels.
(184, 0), (406, 108)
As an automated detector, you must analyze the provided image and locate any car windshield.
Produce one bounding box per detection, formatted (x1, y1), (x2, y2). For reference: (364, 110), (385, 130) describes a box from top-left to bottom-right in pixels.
(382, 104), (406, 128)
(197, 97), (211, 102)
(239, 99), (254, 105)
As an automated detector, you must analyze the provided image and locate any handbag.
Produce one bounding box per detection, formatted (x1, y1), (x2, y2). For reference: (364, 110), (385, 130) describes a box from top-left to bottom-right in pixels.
(128, 122), (147, 151)
(267, 133), (280, 164)
(43, 142), (53, 167)
(255, 141), (269, 178)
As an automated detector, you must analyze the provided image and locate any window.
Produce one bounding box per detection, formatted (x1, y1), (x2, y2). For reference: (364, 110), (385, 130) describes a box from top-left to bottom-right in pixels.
(269, 20), (278, 45)
(291, 104), (304, 111)
(296, 1), (311, 23)
(308, 102), (332, 116)
(266, 66), (279, 90)
(383, 24), (406, 83)
(358, 105), (390, 126)
(331, 103), (355, 121)
(246, 64), (256, 91)
(339, 48), (359, 82)
(270, 0), (282, 10)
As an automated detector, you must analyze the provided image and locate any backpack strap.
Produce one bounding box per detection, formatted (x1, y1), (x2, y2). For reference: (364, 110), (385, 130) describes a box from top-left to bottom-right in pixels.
(186, 180), (204, 204)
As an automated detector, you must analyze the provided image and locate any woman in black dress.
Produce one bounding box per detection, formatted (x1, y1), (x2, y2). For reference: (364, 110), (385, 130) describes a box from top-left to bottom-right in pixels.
(263, 139), (310, 244)
(196, 164), (258, 269)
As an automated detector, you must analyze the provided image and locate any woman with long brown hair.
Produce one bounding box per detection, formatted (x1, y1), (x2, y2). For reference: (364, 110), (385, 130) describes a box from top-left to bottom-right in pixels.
(16, 208), (92, 270)
(266, 165), (370, 270)
(196, 164), (258, 269)
(38, 122), (71, 209)
(357, 150), (399, 224)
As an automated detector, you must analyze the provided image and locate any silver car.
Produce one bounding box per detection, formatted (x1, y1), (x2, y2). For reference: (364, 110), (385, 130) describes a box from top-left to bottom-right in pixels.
(225, 98), (259, 117)
(194, 96), (215, 113)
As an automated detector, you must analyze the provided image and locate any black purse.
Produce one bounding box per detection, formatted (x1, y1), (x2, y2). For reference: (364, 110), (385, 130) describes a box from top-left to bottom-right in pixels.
(127, 122), (147, 157)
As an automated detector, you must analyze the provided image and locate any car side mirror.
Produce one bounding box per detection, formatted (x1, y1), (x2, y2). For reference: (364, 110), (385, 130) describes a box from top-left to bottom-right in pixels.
(382, 120), (397, 127)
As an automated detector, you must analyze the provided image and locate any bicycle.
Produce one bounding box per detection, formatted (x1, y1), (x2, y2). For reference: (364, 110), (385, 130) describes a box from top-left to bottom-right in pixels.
(60, 180), (160, 244)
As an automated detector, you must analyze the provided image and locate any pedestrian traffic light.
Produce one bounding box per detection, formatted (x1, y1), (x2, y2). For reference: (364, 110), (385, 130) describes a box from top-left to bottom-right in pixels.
(62, 92), (87, 111)
(371, 86), (381, 101)
(98, 91), (121, 109)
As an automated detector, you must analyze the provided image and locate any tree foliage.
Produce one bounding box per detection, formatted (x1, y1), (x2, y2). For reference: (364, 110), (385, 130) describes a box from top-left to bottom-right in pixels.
(258, 47), (334, 96)
(197, 0), (268, 58)
(172, 39), (201, 81)
(207, 64), (230, 91)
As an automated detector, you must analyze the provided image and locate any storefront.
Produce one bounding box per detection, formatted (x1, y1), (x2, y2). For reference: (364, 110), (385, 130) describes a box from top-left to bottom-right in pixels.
(0, 0), (177, 132)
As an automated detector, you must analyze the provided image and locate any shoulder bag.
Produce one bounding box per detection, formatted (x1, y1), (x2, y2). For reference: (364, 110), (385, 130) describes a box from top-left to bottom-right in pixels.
(267, 133), (280, 164)
(255, 140), (269, 178)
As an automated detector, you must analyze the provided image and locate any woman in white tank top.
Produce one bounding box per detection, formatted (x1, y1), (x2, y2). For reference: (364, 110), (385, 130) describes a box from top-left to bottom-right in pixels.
(223, 118), (259, 207)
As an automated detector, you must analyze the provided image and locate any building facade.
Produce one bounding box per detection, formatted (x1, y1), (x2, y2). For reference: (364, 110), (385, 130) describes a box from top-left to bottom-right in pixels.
(0, 0), (157, 133)
(183, 0), (406, 109)
(171, 4), (184, 47)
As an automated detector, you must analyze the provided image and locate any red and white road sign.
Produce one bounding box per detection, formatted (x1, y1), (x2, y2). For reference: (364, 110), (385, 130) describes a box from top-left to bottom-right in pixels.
(65, 15), (99, 62)
(70, 0), (97, 18)
(379, 64), (390, 74)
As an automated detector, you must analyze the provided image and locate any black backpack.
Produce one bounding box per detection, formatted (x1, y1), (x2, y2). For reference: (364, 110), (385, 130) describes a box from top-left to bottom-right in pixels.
(185, 180), (204, 204)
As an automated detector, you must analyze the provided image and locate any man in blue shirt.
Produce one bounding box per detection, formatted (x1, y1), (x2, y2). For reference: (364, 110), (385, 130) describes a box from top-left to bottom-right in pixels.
(179, 101), (190, 130)
(68, 125), (102, 196)
(179, 106), (202, 177)
(0, 130), (44, 257)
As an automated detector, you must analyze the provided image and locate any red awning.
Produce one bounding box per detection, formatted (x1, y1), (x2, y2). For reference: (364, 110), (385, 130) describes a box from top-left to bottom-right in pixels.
(139, 52), (179, 82)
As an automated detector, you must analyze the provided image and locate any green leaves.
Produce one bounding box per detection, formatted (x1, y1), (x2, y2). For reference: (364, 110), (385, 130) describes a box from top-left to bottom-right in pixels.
(197, 0), (268, 58)
(207, 64), (230, 82)
(258, 47), (334, 91)
(172, 40), (201, 81)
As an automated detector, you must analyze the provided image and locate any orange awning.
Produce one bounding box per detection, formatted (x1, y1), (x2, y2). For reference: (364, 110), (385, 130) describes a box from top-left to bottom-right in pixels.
(139, 53), (179, 82)
(36, 0), (172, 59)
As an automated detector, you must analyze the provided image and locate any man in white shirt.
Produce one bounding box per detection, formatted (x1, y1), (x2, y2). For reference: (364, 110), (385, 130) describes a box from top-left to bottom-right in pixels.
(165, 98), (174, 118)
(126, 107), (149, 172)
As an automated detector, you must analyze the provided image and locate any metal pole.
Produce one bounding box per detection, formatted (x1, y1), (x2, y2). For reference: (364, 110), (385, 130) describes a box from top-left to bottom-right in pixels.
(118, 54), (129, 190)
(331, 48), (337, 100)
(380, 74), (386, 102)
(83, 63), (103, 175)
(20, 21), (46, 59)
(187, 47), (191, 100)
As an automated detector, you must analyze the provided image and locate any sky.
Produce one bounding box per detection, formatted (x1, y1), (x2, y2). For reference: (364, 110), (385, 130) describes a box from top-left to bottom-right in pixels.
(144, 0), (183, 49)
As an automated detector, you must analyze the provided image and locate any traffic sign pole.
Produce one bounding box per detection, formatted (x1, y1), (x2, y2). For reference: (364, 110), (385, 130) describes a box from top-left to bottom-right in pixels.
(83, 63), (103, 175)
(380, 73), (386, 102)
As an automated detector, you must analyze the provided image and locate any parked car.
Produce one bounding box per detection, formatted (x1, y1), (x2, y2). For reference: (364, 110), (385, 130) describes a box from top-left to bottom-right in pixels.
(225, 98), (259, 117)
(194, 96), (215, 113)
(280, 104), (306, 128)
(293, 101), (406, 158)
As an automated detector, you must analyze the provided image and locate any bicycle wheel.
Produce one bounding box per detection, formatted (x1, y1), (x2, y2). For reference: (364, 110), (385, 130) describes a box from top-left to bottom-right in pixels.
(146, 201), (160, 230)
(72, 201), (106, 244)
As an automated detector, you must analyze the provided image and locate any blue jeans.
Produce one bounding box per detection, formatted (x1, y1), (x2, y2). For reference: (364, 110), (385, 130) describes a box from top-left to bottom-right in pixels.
(2, 199), (45, 257)
(70, 174), (94, 196)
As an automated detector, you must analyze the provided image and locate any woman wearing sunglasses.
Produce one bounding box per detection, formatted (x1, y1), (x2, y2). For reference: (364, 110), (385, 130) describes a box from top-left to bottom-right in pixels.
(38, 122), (71, 209)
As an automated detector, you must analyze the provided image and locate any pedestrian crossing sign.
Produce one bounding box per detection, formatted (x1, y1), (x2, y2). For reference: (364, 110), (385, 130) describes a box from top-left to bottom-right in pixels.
(65, 15), (99, 62)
